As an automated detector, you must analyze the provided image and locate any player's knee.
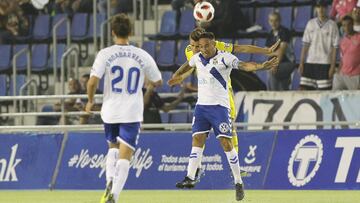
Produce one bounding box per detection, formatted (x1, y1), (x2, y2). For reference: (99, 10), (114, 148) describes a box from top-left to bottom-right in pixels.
(192, 134), (206, 147)
(219, 137), (233, 151)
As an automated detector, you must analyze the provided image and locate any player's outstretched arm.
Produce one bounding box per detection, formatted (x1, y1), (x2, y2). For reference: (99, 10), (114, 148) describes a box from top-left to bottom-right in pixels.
(239, 57), (279, 72)
(233, 39), (280, 57)
(85, 76), (99, 113)
(168, 61), (194, 86)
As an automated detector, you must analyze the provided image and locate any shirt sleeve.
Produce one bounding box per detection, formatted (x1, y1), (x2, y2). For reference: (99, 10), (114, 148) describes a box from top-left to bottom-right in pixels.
(215, 40), (234, 53)
(144, 52), (162, 83)
(226, 53), (240, 70)
(185, 45), (193, 61)
(279, 28), (291, 43)
(302, 21), (312, 45)
(188, 54), (197, 67)
(90, 50), (106, 79)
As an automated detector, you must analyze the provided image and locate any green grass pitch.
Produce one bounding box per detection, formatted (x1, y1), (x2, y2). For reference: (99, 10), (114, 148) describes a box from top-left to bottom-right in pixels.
(0, 190), (358, 203)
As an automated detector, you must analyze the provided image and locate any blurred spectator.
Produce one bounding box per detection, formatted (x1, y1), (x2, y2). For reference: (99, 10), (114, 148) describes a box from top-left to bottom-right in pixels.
(266, 12), (294, 91)
(55, 0), (92, 15)
(353, 4), (360, 32)
(333, 16), (360, 90)
(79, 74), (102, 124)
(299, 0), (340, 90)
(143, 81), (185, 123)
(54, 78), (83, 124)
(98, 0), (132, 15)
(330, 0), (358, 22)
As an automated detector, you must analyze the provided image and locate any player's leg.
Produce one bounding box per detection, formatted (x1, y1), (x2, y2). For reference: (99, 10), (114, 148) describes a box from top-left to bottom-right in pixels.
(101, 123), (120, 203)
(109, 122), (140, 203)
(229, 87), (239, 153)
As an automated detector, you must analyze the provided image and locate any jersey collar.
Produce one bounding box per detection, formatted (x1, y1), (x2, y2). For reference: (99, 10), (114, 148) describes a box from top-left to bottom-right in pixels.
(199, 49), (218, 66)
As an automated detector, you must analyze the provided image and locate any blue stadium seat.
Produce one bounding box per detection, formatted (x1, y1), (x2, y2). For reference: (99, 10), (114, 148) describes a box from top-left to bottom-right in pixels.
(33, 14), (50, 41)
(48, 43), (66, 71)
(293, 6), (312, 32)
(179, 9), (195, 37)
(291, 68), (301, 90)
(157, 71), (172, 93)
(255, 7), (273, 31)
(170, 112), (189, 123)
(176, 40), (189, 66)
(51, 14), (68, 40)
(9, 75), (26, 96)
(142, 41), (156, 60)
(255, 70), (268, 85)
(159, 11), (177, 37)
(87, 13), (106, 39)
(235, 38), (253, 62)
(15, 16), (33, 42)
(293, 37), (302, 64)
(279, 7), (293, 29)
(71, 13), (88, 42)
(0, 45), (12, 72)
(0, 75), (7, 96)
(14, 44), (29, 72)
(31, 44), (49, 72)
(252, 38), (267, 63)
(160, 112), (169, 123)
(157, 41), (176, 69)
(37, 105), (59, 125)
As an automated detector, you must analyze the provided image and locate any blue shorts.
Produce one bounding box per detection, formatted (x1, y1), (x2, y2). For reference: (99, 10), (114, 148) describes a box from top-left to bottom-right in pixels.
(192, 105), (232, 138)
(104, 122), (140, 150)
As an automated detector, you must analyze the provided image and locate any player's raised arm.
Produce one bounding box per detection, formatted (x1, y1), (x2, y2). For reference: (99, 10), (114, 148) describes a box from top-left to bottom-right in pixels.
(168, 62), (194, 86)
(233, 39), (280, 57)
(238, 57), (279, 72)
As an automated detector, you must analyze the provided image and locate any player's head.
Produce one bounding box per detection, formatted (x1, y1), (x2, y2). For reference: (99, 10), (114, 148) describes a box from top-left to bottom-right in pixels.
(268, 12), (281, 30)
(111, 13), (131, 39)
(189, 27), (206, 53)
(198, 32), (216, 59)
(315, 0), (327, 19)
(341, 15), (354, 35)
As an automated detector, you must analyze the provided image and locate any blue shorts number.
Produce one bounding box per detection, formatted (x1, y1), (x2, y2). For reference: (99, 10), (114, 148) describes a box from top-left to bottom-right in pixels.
(111, 66), (140, 94)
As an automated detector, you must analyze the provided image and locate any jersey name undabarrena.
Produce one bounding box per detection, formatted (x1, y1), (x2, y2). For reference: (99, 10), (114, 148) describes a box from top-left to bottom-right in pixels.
(189, 50), (239, 109)
(90, 45), (161, 123)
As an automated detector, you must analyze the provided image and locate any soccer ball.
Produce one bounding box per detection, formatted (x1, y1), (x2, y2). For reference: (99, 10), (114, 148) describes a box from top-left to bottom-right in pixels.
(193, 1), (215, 23)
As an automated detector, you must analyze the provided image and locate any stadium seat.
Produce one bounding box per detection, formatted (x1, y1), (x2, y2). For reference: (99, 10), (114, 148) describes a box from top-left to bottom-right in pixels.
(48, 43), (66, 71)
(157, 41), (176, 70)
(31, 44), (49, 72)
(87, 13), (106, 39)
(255, 7), (273, 31)
(235, 38), (253, 62)
(15, 16), (33, 42)
(176, 40), (189, 66)
(142, 41), (156, 60)
(33, 14), (50, 41)
(157, 71), (173, 93)
(13, 44), (30, 72)
(293, 6), (312, 32)
(278, 6), (293, 29)
(160, 112), (169, 123)
(252, 38), (267, 63)
(51, 14), (68, 40)
(159, 11), (178, 37)
(179, 9), (195, 37)
(0, 45), (12, 73)
(36, 105), (59, 125)
(71, 13), (89, 42)
(0, 74), (7, 96)
(255, 70), (268, 86)
(170, 112), (189, 123)
(293, 37), (302, 64)
(9, 75), (26, 96)
(291, 68), (301, 90)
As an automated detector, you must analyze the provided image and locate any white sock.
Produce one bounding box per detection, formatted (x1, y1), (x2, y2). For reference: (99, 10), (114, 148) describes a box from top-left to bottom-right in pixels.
(111, 159), (130, 202)
(186, 147), (204, 180)
(225, 148), (243, 184)
(106, 148), (119, 185)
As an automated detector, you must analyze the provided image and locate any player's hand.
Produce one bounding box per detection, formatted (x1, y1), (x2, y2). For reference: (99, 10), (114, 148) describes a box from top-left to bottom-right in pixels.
(263, 57), (279, 70)
(267, 39), (281, 57)
(167, 76), (183, 86)
(85, 101), (94, 114)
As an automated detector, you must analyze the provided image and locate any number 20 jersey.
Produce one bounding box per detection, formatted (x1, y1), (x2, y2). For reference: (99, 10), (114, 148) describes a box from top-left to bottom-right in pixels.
(90, 45), (161, 123)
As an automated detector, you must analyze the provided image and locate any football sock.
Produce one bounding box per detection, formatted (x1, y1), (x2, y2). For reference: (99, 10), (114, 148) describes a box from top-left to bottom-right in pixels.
(111, 159), (130, 202)
(187, 147), (204, 180)
(225, 148), (243, 184)
(106, 148), (119, 184)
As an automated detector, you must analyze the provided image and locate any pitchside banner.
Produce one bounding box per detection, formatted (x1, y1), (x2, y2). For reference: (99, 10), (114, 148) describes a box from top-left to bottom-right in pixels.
(0, 133), (63, 189)
(54, 131), (274, 189)
(235, 91), (360, 130)
(264, 129), (360, 189)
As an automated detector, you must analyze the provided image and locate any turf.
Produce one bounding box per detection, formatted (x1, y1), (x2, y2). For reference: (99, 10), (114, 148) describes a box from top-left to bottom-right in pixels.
(0, 190), (358, 203)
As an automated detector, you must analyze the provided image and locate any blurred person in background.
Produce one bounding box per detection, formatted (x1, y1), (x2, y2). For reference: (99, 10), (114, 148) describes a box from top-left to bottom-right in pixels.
(266, 12), (294, 91)
(333, 16), (360, 90)
(353, 4), (360, 32)
(331, 0), (358, 22)
(299, 0), (340, 90)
